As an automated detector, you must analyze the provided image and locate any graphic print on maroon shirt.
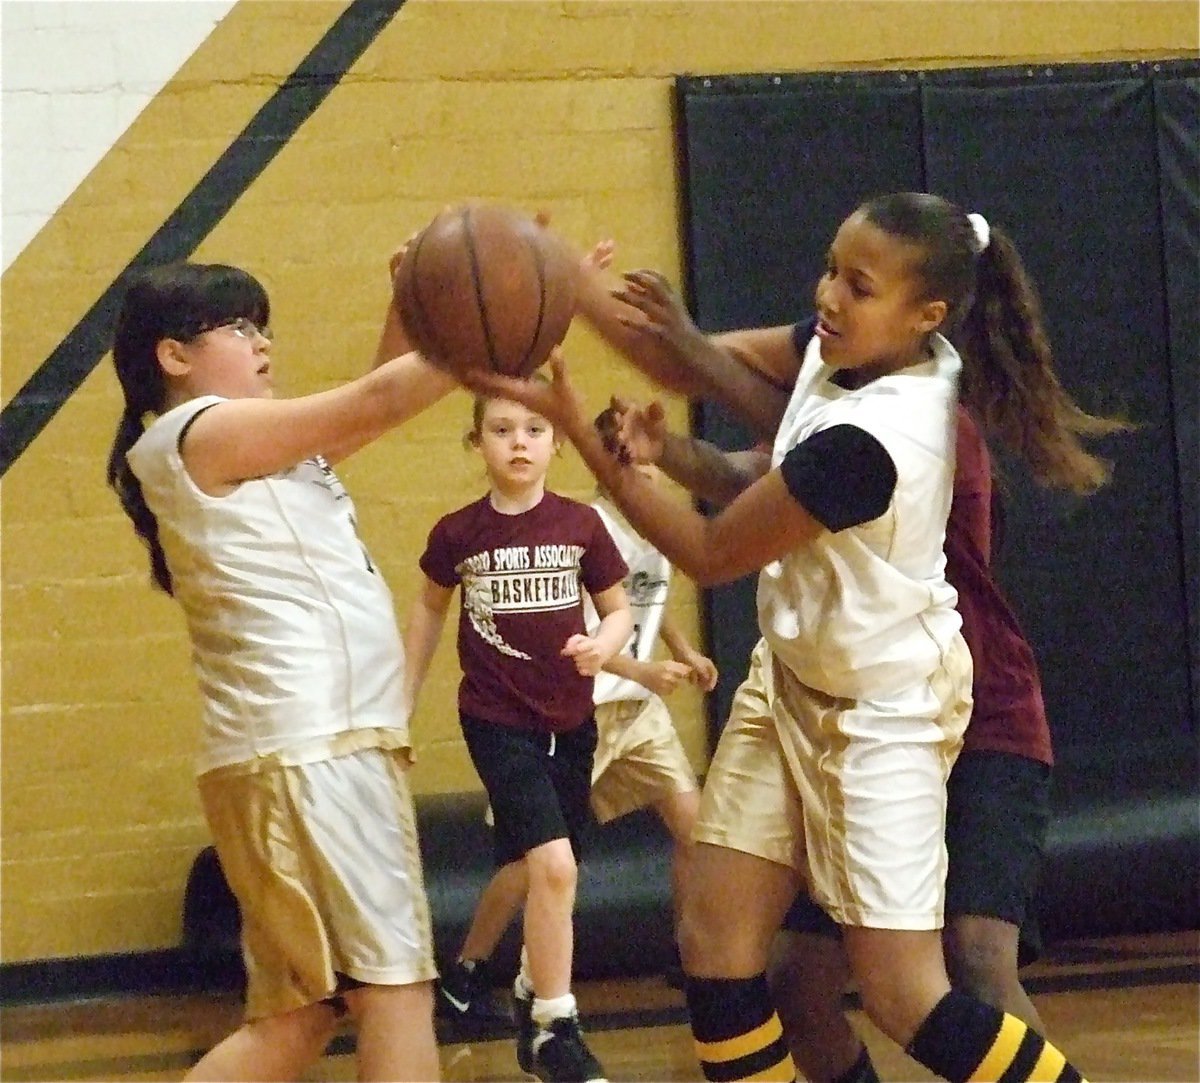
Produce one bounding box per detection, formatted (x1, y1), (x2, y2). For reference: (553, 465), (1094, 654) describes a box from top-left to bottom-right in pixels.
(420, 491), (628, 733)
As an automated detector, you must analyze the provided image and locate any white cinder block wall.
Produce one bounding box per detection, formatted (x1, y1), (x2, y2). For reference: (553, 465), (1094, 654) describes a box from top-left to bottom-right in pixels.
(1, 1), (235, 271)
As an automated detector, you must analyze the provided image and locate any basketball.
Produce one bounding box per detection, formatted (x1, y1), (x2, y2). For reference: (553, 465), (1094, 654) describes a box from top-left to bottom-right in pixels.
(393, 204), (577, 379)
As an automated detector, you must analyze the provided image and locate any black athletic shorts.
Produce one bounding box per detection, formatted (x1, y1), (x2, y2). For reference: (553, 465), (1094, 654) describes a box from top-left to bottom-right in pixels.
(782, 750), (1051, 961)
(945, 750), (1051, 935)
(461, 713), (598, 867)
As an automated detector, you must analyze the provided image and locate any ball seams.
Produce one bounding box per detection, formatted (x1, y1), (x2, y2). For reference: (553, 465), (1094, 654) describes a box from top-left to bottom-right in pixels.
(515, 230), (550, 378)
(461, 206), (502, 375)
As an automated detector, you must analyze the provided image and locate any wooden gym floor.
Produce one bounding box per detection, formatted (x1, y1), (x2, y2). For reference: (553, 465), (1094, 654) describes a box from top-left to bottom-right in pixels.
(1, 931), (1196, 1082)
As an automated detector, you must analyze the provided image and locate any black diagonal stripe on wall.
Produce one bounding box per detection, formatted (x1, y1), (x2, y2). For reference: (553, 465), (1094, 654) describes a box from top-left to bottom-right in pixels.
(0, 0), (405, 477)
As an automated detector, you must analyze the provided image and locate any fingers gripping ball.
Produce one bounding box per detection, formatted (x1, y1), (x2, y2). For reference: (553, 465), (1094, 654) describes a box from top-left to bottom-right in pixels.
(393, 204), (577, 378)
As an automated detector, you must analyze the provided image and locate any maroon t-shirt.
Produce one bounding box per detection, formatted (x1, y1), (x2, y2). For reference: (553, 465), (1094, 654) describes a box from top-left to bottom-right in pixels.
(949, 406), (1054, 765)
(420, 490), (629, 733)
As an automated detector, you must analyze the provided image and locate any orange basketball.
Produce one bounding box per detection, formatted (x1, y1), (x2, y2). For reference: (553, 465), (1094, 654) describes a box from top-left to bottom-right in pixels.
(393, 204), (577, 379)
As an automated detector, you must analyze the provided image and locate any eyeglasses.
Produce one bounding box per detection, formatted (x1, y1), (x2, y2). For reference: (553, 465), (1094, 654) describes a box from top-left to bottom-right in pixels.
(188, 316), (273, 342)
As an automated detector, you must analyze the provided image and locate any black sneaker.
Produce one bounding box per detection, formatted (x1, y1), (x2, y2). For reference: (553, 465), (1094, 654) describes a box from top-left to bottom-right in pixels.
(437, 958), (512, 1029)
(531, 1013), (607, 1082)
(514, 979), (535, 1074)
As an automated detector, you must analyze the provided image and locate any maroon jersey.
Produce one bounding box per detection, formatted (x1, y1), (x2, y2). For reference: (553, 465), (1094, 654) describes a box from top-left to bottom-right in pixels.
(420, 490), (628, 733)
(949, 406), (1054, 765)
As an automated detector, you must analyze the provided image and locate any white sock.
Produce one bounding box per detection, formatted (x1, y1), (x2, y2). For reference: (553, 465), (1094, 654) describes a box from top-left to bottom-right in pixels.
(532, 992), (577, 1030)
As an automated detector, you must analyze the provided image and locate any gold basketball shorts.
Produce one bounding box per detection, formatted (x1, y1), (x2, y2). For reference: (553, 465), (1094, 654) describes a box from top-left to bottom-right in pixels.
(695, 635), (972, 930)
(590, 695), (698, 824)
(197, 744), (437, 1020)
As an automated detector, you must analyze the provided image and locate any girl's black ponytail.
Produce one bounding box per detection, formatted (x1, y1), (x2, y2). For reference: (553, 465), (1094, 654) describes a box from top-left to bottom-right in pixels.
(107, 404), (173, 594)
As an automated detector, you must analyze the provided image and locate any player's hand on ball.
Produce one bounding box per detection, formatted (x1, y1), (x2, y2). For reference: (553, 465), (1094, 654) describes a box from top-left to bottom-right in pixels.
(465, 351), (588, 438)
(389, 213), (447, 283)
(394, 204), (575, 378)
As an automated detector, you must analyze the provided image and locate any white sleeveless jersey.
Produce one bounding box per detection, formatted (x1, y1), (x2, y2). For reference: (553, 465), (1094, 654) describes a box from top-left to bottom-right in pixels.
(128, 396), (408, 774)
(760, 333), (963, 700)
(586, 497), (671, 705)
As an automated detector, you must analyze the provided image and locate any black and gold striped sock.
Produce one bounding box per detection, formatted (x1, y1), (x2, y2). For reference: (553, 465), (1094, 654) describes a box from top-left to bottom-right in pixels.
(907, 989), (1086, 1082)
(686, 974), (796, 1082)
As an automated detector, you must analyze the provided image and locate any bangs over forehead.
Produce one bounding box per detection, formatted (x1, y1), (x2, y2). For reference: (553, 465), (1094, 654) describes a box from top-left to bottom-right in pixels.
(481, 397), (546, 421)
(167, 264), (270, 340)
(116, 262), (270, 346)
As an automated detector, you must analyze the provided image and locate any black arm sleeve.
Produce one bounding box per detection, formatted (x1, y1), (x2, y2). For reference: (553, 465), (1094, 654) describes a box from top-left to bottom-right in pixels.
(779, 424), (897, 532)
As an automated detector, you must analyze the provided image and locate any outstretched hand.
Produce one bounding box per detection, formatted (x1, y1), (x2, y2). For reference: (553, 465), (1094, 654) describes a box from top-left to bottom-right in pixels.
(594, 396), (669, 465)
(614, 269), (708, 361)
(582, 238), (616, 274)
(532, 209), (613, 280)
(616, 397), (668, 465)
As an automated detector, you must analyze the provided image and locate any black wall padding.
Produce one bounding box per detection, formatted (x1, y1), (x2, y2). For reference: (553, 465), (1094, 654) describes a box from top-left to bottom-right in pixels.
(678, 73), (924, 333)
(177, 781), (1195, 998)
(678, 62), (1198, 752)
(919, 65), (1192, 755)
(676, 72), (924, 735)
(1154, 74), (1200, 726)
(676, 61), (1198, 938)
(1037, 740), (1200, 940)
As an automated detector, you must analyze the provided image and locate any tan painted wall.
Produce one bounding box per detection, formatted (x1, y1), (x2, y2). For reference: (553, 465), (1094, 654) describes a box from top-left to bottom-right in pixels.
(2, 0), (1195, 963)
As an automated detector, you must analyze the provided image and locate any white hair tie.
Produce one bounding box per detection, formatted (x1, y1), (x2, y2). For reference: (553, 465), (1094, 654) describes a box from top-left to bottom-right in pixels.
(968, 212), (991, 254)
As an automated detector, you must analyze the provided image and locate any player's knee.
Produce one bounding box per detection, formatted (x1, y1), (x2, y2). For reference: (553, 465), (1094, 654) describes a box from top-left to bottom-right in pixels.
(259, 1000), (340, 1053)
(852, 961), (946, 1044)
(525, 842), (578, 896)
(947, 936), (1017, 1006)
(343, 979), (433, 1025)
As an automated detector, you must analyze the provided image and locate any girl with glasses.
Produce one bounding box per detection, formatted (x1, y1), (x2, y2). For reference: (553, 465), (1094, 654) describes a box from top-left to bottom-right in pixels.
(107, 257), (455, 1082)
